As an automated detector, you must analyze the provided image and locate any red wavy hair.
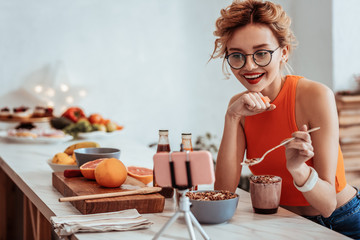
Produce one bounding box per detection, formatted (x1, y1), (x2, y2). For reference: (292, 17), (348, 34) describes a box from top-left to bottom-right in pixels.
(210, 0), (297, 76)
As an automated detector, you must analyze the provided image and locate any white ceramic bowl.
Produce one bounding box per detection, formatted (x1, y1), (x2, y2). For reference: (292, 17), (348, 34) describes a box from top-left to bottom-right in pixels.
(187, 190), (239, 224)
(74, 147), (121, 167)
(47, 159), (79, 172)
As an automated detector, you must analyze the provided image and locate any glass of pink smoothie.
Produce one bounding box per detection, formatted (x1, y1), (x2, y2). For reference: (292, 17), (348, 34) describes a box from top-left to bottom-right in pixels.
(249, 175), (282, 214)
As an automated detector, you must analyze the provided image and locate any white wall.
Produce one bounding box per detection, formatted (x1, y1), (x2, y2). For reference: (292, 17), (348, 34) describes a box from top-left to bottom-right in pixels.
(289, 0), (333, 89)
(0, 0), (238, 148)
(333, 0), (360, 91)
(0, 0), (358, 149)
(287, 0), (360, 92)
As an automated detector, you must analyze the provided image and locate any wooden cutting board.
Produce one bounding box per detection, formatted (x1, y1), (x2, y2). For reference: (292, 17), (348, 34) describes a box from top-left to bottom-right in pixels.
(52, 172), (165, 214)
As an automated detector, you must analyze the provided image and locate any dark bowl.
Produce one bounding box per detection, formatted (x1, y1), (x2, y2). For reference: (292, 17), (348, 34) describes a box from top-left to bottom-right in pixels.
(74, 147), (120, 167)
(188, 190), (239, 224)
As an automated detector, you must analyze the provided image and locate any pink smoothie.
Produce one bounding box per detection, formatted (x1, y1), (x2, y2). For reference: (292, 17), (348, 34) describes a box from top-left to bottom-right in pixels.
(250, 175), (282, 214)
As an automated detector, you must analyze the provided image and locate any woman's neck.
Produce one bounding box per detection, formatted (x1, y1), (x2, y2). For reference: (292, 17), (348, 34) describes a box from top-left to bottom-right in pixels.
(261, 74), (285, 101)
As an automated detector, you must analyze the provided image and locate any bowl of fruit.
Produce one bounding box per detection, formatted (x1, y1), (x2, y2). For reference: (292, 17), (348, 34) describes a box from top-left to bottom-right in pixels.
(48, 152), (79, 172)
(47, 141), (101, 172)
(50, 108), (124, 139)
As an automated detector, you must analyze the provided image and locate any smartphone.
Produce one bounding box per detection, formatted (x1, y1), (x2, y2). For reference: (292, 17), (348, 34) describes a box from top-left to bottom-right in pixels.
(153, 150), (215, 188)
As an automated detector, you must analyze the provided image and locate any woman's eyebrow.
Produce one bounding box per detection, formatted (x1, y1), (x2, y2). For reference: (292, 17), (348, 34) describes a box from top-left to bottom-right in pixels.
(253, 43), (271, 49)
(228, 47), (244, 52)
(228, 44), (271, 52)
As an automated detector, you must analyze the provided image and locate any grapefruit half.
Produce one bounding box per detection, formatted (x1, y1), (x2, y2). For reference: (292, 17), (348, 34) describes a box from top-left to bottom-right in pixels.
(127, 166), (153, 185)
(80, 159), (105, 180)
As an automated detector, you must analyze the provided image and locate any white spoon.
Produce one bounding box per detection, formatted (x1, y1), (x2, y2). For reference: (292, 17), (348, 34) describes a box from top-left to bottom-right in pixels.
(241, 127), (320, 166)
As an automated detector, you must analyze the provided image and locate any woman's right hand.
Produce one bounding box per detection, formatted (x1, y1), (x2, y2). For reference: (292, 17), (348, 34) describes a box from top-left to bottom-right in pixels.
(226, 92), (276, 119)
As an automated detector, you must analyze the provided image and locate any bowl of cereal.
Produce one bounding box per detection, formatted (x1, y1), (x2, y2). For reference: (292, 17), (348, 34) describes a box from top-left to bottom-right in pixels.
(186, 190), (239, 224)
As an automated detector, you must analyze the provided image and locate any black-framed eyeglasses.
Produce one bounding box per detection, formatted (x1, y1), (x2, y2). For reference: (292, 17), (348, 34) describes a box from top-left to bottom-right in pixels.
(225, 46), (280, 69)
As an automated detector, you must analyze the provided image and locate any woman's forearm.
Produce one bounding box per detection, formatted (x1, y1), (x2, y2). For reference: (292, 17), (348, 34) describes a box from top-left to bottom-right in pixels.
(214, 114), (245, 192)
(290, 163), (337, 217)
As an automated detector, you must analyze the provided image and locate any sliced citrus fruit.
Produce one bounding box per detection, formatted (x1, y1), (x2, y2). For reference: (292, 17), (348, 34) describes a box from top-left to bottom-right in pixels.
(127, 166), (153, 185)
(80, 159), (104, 180)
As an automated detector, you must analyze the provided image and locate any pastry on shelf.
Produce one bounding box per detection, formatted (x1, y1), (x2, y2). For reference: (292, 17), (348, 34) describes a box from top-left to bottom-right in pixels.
(13, 106), (32, 119)
(33, 106), (54, 118)
(15, 122), (36, 130)
(0, 107), (11, 118)
(7, 129), (38, 138)
(7, 128), (65, 139)
(41, 129), (66, 138)
(44, 107), (54, 117)
(32, 106), (46, 117)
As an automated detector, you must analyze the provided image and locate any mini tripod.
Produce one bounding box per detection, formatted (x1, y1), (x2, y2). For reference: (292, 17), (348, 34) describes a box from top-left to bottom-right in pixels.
(153, 151), (210, 240)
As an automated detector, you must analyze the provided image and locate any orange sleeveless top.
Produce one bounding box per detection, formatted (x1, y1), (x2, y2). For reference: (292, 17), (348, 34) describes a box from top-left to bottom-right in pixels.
(244, 75), (347, 206)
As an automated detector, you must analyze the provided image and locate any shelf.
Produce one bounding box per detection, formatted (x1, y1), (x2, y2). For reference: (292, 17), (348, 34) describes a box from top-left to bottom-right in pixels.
(0, 116), (52, 123)
(336, 92), (360, 178)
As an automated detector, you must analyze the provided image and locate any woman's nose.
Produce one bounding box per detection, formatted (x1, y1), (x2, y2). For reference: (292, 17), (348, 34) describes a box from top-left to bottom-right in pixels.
(243, 55), (257, 70)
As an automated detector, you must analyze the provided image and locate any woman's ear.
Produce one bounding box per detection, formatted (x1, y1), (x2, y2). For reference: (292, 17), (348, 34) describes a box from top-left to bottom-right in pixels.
(281, 45), (289, 62)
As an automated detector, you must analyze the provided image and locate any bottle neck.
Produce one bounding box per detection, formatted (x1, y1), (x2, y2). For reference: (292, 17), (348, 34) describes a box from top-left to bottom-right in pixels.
(181, 138), (193, 151)
(157, 134), (170, 152)
(158, 134), (169, 144)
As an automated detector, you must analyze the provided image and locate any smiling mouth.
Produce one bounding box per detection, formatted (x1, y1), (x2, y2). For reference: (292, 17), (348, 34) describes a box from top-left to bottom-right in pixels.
(243, 73), (265, 84)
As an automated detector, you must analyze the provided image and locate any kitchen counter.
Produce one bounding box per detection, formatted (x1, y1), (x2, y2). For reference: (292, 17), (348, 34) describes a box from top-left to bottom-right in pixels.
(0, 133), (350, 240)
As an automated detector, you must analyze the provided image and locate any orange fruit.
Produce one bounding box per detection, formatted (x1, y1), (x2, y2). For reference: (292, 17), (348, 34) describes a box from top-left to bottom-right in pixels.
(94, 158), (127, 188)
(88, 113), (103, 124)
(116, 124), (124, 130)
(79, 159), (104, 180)
(261, 96), (270, 103)
(101, 118), (111, 125)
(127, 166), (153, 185)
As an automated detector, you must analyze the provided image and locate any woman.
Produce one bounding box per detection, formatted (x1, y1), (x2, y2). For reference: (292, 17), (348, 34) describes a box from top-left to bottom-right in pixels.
(211, 0), (360, 238)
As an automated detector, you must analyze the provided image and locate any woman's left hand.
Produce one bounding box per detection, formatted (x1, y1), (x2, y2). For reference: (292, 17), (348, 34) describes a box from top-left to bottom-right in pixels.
(284, 125), (314, 171)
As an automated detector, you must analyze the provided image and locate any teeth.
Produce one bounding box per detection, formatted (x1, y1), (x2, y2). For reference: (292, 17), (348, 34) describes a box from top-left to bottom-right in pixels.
(244, 73), (263, 79)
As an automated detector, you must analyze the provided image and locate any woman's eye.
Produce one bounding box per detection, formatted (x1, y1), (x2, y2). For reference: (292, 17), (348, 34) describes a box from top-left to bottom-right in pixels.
(231, 54), (243, 60)
(255, 51), (269, 59)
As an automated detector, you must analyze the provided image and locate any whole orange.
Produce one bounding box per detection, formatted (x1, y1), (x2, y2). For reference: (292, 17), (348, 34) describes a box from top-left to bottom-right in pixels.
(94, 158), (127, 188)
(88, 113), (103, 124)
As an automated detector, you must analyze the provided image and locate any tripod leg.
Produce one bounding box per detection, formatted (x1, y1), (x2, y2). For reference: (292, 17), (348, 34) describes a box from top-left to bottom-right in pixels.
(153, 211), (181, 240)
(184, 212), (197, 240)
(189, 212), (211, 240)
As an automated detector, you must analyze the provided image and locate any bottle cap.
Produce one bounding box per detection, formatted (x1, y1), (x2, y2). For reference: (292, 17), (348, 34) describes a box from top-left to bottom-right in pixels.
(181, 133), (192, 139)
(159, 130), (169, 136)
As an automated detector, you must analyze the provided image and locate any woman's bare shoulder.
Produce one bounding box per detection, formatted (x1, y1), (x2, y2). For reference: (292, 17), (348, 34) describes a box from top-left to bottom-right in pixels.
(296, 77), (337, 119)
(297, 77), (334, 100)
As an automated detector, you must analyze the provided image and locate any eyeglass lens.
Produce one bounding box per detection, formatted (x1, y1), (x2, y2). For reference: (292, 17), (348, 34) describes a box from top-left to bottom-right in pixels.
(227, 50), (274, 69)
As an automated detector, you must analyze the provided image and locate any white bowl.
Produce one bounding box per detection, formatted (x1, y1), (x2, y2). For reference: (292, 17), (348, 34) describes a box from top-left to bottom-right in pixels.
(47, 159), (79, 172)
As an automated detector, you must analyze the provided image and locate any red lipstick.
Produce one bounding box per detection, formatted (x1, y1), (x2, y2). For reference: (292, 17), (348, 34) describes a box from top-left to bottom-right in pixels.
(243, 73), (264, 85)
